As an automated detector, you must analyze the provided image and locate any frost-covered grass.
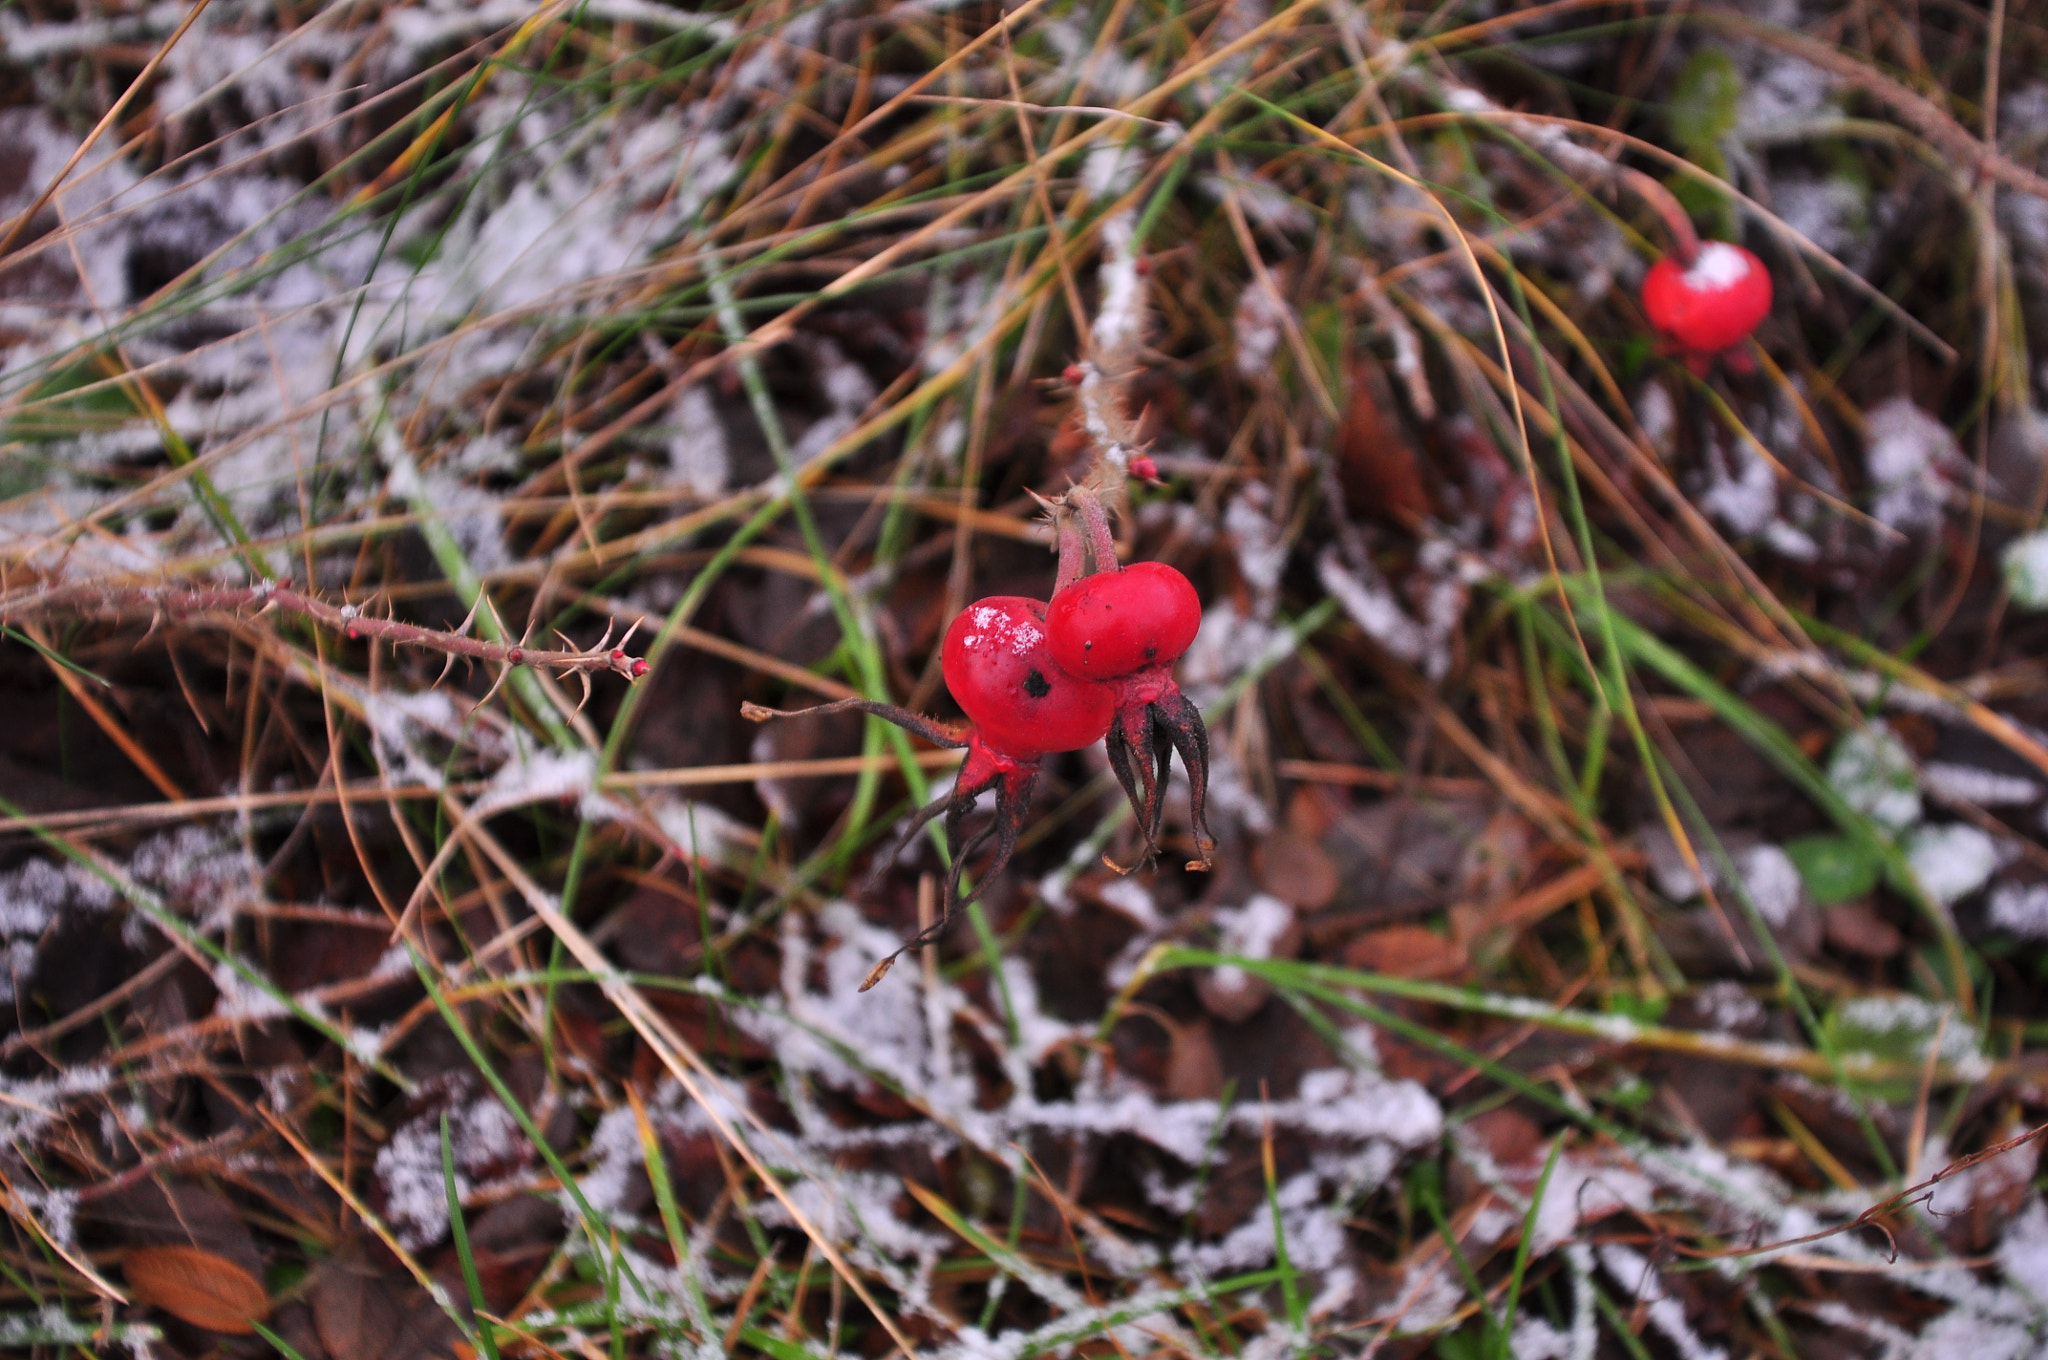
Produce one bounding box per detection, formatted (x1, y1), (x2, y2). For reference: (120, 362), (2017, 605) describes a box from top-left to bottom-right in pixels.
(4, 3), (2048, 1359)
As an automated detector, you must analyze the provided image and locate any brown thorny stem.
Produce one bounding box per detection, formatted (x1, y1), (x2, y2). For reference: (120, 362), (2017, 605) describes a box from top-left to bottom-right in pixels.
(2, 580), (649, 709)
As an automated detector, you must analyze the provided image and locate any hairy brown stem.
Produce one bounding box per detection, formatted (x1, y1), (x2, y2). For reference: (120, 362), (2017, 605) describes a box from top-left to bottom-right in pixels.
(740, 696), (969, 750)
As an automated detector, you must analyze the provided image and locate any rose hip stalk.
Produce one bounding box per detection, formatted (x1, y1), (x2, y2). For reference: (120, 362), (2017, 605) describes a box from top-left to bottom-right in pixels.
(742, 596), (1111, 987)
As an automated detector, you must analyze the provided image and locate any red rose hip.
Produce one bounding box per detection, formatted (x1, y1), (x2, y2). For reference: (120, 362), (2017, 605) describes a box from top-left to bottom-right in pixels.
(1044, 562), (1201, 680)
(1641, 242), (1772, 356)
(943, 596), (1114, 759)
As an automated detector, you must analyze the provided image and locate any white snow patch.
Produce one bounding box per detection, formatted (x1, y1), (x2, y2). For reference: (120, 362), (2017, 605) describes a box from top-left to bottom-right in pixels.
(1316, 547), (1427, 663)
(363, 687), (477, 790)
(1682, 242), (1754, 291)
(1597, 1243), (1727, 1360)
(1898, 1307), (2041, 1360)
(1176, 599), (1285, 705)
(662, 386), (731, 499)
(1700, 434), (1779, 538)
(1205, 893), (1294, 994)
(1986, 882), (2048, 939)
(1737, 53), (1835, 137)
(1637, 831), (1800, 926)
(375, 1096), (534, 1249)
(1223, 486), (1287, 617)
(1734, 844), (1803, 927)
(1864, 397), (1960, 535)
(1833, 994), (1984, 1077)
(1827, 725), (1922, 831)
(1922, 762), (2043, 808)
(1095, 877), (1160, 929)
(1774, 175), (1865, 260)
(1997, 1199), (2048, 1303)
(1532, 1159), (1653, 1256)
(648, 794), (748, 867)
(2000, 529), (2048, 609)
(1232, 278), (1288, 379)
(1903, 822), (2000, 905)
(475, 745), (597, 819)
(1637, 382), (1677, 448)
(1693, 981), (1766, 1034)
(211, 961), (293, 1023)
(1091, 211), (1146, 361)
(1512, 1316), (1574, 1360)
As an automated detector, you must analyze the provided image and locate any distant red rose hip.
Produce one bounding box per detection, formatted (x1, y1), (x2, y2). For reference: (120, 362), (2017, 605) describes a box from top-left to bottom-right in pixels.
(1044, 562), (1201, 680)
(1641, 242), (1772, 356)
(942, 596), (1115, 759)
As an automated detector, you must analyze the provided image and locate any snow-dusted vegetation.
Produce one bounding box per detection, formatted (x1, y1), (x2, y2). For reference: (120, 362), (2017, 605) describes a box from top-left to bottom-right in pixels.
(2, 2), (2048, 1358)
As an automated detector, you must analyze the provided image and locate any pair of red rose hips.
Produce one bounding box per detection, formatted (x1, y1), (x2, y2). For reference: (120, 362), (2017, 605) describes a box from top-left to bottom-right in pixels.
(944, 560), (1211, 857)
(945, 562), (1202, 754)
(743, 561), (1209, 985)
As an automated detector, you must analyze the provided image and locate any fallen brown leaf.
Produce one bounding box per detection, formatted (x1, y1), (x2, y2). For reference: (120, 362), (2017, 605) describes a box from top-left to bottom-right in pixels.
(1336, 357), (1433, 526)
(1254, 827), (1340, 909)
(123, 1243), (269, 1335)
(1820, 899), (1903, 959)
(1342, 924), (1468, 980)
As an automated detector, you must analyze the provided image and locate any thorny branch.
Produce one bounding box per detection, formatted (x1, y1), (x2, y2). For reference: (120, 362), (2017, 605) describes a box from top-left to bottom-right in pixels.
(2, 580), (650, 697)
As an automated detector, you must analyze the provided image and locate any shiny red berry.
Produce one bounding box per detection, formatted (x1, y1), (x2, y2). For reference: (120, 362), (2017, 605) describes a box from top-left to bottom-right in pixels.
(1641, 242), (1772, 356)
(1044, 562), (1201, 681)
(942, 596), (1115, 759)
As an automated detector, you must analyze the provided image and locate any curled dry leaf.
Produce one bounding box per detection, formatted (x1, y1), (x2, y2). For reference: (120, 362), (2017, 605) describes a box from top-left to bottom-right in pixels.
(123, 1243), (269, 1334)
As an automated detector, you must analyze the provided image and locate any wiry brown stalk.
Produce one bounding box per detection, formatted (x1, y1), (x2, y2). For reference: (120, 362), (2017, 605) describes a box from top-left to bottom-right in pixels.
(1671, 1121), (2048, 1263)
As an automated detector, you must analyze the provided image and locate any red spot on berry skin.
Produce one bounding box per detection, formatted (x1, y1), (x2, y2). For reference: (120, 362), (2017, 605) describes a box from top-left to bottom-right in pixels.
(1044, 562), (1201, 680)
(508, 648), (524, 665)
(631, 658), (649, 678)
(1062, 364), (1086, 386)
(1641, 243), (1772, 358)
(942, 597), (1114, 759)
